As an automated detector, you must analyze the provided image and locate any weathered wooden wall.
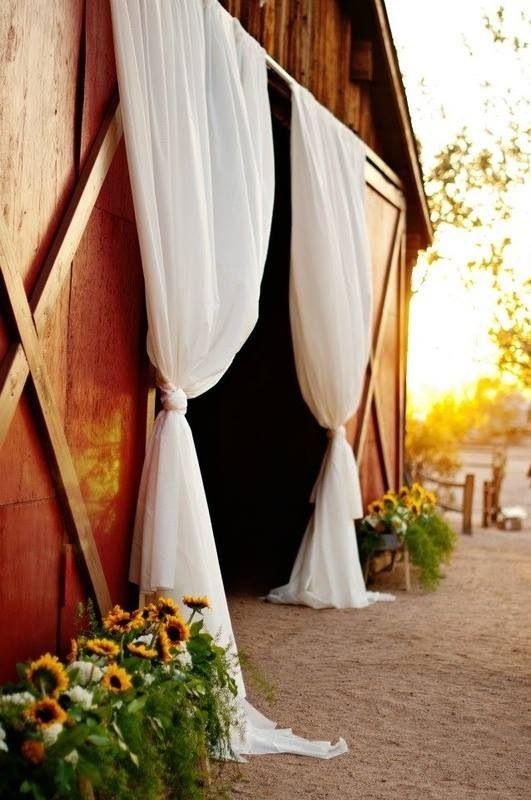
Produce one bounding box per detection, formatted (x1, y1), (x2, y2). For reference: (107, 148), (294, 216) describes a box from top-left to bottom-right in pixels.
(0, 1), (147, 680)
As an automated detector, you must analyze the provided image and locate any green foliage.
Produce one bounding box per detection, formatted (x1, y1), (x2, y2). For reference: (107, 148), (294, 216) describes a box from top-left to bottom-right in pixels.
(358, 484), (457, 590)
(404, 514), (456, 590)
(0, 597), (239, 800)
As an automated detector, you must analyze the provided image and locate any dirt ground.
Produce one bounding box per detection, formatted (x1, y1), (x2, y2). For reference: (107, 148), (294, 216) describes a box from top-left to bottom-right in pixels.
(227, 526), (531, 799)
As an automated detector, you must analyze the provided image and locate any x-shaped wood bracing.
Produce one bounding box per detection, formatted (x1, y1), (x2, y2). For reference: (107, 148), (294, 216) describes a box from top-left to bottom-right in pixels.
(0, 96), (124, 615)
(355, 207), (405, 491)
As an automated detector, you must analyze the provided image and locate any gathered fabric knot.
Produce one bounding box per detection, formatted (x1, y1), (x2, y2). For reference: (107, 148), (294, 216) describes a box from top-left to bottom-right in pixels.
(327, 425), (346, 439)
(160, 385), (187, 414)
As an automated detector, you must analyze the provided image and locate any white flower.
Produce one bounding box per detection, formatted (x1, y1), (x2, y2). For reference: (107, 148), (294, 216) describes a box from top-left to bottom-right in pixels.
(143, 673), (155, 687)
(0, 722), (8, 752)
(67, 661), (103, 686)
(67, 686), (94, 710)
(42, 723), (63, 747)
(175, 648), (192, 669)
(0, 691), (34, 710)
(64, 748), (79, 765)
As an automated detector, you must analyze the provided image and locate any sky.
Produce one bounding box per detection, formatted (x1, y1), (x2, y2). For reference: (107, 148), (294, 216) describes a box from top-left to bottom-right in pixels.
(384, 0), (530, 414)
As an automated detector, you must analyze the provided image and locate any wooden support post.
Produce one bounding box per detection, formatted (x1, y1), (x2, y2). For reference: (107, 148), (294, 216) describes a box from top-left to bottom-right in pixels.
(482, 480), (493, 528)
(462, 473), (474, 535)
(403, 544), (411, 592)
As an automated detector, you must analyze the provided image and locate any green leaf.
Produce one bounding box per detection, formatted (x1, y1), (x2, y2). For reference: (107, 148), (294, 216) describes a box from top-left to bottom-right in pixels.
(87, 734), (110, 746)
(127, 695), (147, 714)
(189, 620), (203, 636)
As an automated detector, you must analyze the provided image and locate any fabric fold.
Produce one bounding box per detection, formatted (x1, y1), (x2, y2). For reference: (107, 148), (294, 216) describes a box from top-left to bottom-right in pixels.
(267, 85), (393, 609)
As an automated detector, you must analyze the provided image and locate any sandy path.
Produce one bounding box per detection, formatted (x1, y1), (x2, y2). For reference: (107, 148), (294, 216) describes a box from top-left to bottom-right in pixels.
(227, 529), (531, 799)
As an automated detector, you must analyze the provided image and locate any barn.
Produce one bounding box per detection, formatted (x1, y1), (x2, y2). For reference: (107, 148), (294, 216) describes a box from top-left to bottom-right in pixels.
(0, 0), (431, 683)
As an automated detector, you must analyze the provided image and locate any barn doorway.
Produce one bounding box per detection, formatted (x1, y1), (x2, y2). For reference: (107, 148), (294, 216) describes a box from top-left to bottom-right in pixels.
(187, 116), (327, 594)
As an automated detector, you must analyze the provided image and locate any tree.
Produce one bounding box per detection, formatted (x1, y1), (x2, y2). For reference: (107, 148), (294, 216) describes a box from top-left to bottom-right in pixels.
(419, 5), (531, 388)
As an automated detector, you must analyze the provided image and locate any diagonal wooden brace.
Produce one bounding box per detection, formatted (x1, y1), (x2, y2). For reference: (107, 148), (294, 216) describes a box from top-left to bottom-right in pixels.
(355, 210), (405, 474)
(0, 96), (123, 448)
(0, 217), (112, 614)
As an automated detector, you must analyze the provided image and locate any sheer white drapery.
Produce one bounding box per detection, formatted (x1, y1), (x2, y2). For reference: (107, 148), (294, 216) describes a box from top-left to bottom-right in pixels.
(111, 0), (346, 759)
(267, 86), (394, 609)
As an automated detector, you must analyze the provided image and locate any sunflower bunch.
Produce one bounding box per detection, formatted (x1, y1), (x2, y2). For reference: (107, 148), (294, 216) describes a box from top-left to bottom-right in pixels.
(0, 595), (238, 800)
(358, 483), (456, 589)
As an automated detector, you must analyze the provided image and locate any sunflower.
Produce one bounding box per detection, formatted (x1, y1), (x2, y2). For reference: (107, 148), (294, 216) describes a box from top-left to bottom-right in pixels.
(182, 595), (211, 611)
(156, 630), (172, 664)
(409, 501), (421, 516)
(25, 698), (68, 729)
(156, 596), (181, 621)
(27, 654), (69, 698)
(85, 638), (120, 659)
(140, 603), (157, 622)
(103, 605), (143, 634)
(398, 486), (410, 499)
(368, 500), (383, 515)
(165, 616), (190, 646)
(21, 739), (45, 765)
(101, 665), (133, 693)
(425, 490), (437, 506)
(127, 642), (158, 660)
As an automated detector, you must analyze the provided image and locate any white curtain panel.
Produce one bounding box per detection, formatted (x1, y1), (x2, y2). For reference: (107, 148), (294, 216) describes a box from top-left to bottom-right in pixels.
(267, 86), (394, 609)
(111, 0), (345, 760)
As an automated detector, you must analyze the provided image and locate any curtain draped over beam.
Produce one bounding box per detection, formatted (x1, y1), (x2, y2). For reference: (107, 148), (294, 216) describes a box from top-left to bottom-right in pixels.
(267, 86), (395, 610)
(111, 0), (346, 760)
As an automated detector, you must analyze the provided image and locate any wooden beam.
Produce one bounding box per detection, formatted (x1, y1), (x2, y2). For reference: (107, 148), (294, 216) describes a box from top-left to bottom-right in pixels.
(351, 40), (373, 82)
(0, 96), (123, 448)
(0, 218), (112, 614)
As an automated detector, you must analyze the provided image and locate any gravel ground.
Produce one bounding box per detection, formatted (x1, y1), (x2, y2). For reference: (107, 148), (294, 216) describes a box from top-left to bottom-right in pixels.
(227, 527), (531, 800)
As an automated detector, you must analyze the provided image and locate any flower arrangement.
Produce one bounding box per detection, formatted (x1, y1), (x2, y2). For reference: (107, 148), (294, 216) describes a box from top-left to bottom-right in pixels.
(0, 595), (238, 800)
(358, 483), (457, 589)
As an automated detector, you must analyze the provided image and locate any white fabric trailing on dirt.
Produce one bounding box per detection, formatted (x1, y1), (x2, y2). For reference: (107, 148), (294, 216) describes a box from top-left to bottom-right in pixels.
(267, 86), (394, 609)
(111, 0), (346, 759)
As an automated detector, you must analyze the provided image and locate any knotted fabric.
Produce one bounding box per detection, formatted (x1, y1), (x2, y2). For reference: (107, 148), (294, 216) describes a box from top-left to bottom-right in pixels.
(111, 0), (274, 674)
(267, 86), (394, 609)
(160, 385), (187, 415)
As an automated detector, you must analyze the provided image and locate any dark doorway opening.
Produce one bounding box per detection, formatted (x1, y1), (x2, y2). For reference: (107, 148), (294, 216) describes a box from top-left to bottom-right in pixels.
(187, 116), (327, 594)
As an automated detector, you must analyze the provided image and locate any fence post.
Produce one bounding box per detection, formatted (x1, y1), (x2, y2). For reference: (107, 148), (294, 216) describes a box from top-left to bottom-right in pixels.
(462, 474), (474, 534)
(482, 481), (490, 528)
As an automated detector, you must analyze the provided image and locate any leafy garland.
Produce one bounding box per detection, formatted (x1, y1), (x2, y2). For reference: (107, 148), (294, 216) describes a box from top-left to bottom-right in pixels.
(358, 483), (457, 589)
(0, 596), (239, 800)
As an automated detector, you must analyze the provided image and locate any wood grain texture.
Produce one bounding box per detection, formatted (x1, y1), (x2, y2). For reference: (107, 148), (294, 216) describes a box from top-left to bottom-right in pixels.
(0, 499), (64, 682)
(66, 207), (146, 608)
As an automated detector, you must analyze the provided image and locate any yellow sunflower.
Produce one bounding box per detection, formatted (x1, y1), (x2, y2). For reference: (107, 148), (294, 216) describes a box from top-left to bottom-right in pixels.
(140, 603), (157, 622)
(410, 501), (421, 516)
(25, 698), (68, 729)
(182, 595), (211, 611)
(127, 642), (157, 660)
(21, 739), (45, 764)
(101, 665), (133, 693)
(368, 500), (383, 515)
(85, 638), (120, 659)
(425, 490), (437, 506)
(398, 485), (410, 499)
(165, 616), (190, 647)
(156, 596), (181, 621)
(156, 630), (172, 664)
(103, 605), (143, 634)
(27, 654), (69, 698)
